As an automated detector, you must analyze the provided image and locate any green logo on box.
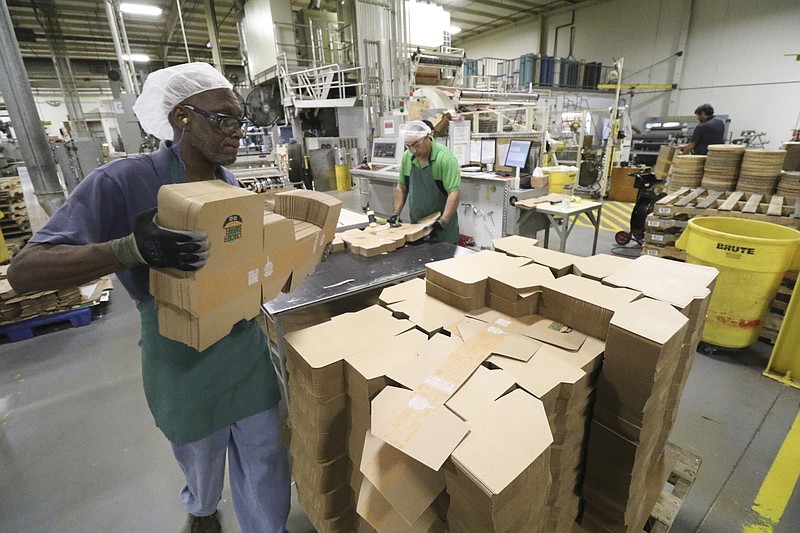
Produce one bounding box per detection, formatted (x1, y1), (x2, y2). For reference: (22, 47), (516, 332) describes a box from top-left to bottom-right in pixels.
(548, 321), (573, 334)
(223, 215), (243, 244)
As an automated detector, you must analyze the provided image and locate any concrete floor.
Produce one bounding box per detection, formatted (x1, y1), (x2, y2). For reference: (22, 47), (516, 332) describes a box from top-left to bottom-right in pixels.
(2, 182), (799, 532)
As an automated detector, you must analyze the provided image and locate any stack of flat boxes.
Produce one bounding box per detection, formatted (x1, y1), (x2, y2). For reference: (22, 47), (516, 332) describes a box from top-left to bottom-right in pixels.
(284, 306), (416, 533)
(151, 184), (341, 350)
(581, 256), (716, 533)
(282, 239), (715, 533)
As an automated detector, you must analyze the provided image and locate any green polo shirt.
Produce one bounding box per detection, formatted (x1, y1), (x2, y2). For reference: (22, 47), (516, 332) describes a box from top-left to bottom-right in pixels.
(399, 137), (461, 192)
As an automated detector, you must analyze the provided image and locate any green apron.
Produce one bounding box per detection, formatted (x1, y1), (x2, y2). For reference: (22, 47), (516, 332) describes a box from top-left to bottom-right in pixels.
(138, 299), (280, 445)
(408, 161), (459, 244)
(136, 153), (280, 445)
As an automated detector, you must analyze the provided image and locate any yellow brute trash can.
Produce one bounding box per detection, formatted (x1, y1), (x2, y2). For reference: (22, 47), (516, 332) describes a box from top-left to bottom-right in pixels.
(542, 166), (578, 194)
(675, 217), (800, 348)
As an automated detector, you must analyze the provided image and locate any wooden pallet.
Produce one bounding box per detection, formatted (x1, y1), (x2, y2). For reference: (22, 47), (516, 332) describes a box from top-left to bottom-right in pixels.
(641, 244), (687, 262)
(643, 443), (702, 533)
(0, 306), (93, 342)
(652, 187), (800, 227)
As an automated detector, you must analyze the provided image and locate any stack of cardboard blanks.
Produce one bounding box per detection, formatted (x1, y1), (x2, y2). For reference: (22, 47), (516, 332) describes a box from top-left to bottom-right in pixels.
(151, 182), (341, 350)
(344, 327), (430, 497)
(483, 315), (607, 532)
(602, 256), (718, 434)
(152, 181), (266, 350)
(380, 277), (469, 337)
(284, 305), (414, 533)
(493, 236), (575, 277)
(444, 367), (554, 533)
(425, 250), (532, 311)
(270, 188), (342, 291)
(337, 214), (437, 257)
(360, 310), (556, 533)
(486, 262), (555, 317)
(273, 189), (341, 245)
(581, 297), (690, 533)
(571, 254), (633, 281)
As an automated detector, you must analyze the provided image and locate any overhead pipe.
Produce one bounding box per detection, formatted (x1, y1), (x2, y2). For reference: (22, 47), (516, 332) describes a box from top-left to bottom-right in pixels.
(552, 10), (575, 58)
(114, 0), (140, 95)
(176, 0), (192, 62)
(0, 0), (65, 214)
(104, 0), (134, 94)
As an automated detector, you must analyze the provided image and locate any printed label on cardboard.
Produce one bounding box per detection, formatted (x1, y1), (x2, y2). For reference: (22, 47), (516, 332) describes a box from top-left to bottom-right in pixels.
(522, 318), (588, 351)
(248, 268), (259, 286)
(222, 214), (243, 244)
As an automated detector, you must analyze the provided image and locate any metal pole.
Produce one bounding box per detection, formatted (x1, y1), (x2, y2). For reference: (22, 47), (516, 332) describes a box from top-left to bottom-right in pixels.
(0, 0), (65, 214)
(176, 0), (192, 62)
(105, 0), (134, 94)
(115, 1), (140, 94)
(204, 0), (223, 73)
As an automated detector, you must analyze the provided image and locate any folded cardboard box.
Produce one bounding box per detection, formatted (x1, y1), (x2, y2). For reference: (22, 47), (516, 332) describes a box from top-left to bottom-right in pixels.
(152, 181), (342, 350)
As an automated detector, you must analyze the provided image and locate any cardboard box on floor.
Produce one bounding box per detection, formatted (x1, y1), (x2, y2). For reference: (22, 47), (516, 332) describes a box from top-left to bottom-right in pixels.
(151, 181), (341, 350)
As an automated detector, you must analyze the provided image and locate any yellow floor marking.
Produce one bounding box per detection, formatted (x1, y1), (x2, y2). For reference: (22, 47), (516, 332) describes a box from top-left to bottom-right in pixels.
(742, 408), (800, 532)
(574, 201), (632, 233)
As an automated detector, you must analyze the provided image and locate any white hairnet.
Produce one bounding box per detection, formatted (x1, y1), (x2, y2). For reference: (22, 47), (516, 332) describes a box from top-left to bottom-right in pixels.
(401, 121), (432, 142)
(133, 62), (233, 140)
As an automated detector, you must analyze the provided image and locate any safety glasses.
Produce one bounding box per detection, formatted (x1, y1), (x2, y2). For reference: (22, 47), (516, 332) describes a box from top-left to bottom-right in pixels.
(182, 104), (246, 136)
(405, 136), (427, 152)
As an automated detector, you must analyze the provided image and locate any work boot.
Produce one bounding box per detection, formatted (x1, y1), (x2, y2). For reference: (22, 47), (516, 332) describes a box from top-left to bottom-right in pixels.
(187, 511), (222, 533)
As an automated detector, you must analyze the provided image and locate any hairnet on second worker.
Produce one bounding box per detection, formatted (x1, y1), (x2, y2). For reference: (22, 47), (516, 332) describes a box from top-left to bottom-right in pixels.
(401, 121), (432, 142)
(133, 62), (233, 140)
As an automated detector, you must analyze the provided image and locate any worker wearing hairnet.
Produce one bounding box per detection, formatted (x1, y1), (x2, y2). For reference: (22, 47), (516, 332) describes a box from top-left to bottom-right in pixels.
(390, 120), (461, 244)
(8, 63), (290, 533)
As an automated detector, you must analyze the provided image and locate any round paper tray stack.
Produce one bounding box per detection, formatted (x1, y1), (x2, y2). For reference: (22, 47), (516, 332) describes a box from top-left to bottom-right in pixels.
(782, 142), (800, 171)
(777, 170), (800, 200)
(667, 155), (706, 193)
(700, 144), (745, 191)
(736, 149), (787, 195)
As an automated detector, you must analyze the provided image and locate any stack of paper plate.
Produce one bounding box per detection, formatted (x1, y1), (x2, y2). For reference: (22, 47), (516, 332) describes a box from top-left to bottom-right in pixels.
(700, 144), (745, 191)
(667, 155), (705, 193)
(776, 170), (800, 200)
(736, 150), (787, 194)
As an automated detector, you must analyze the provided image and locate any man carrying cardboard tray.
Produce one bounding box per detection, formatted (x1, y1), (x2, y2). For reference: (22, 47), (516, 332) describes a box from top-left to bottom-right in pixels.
(8, 63), (290, 533)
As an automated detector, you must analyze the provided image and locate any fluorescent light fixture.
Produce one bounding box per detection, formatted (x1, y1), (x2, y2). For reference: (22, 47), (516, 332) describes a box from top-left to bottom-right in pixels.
(119, 3), (163, 17)
(448, 25), (461, 35)
(122, 53), (150, 63)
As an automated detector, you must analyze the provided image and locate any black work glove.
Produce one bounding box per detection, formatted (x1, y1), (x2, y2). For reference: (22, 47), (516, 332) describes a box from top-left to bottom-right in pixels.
(112, 207), (210, 271)
(387, 214), (401, 227)
(427, 218), (446, 239)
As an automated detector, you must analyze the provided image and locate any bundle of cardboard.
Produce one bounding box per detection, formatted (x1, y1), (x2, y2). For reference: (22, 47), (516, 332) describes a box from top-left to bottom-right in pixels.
(333, 213), (440, 258)
(283, 239), (717, 533)
(0, 265), (112, 325)
(150, 183), (341, 350)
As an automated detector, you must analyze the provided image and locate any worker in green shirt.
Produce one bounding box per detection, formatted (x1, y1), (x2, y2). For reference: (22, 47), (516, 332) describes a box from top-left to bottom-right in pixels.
(389, 120), (461, 244)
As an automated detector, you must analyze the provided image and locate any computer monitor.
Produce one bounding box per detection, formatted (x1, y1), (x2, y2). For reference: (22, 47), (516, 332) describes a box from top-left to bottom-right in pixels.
(504, 139), (532, 169)
(371, 137), (404, 165)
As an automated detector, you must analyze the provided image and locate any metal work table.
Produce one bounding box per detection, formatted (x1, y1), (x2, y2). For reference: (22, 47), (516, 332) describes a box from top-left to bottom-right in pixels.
(517, 200), (603, 255)
(262, 241), (471, 401)
(532, 200), (604, 254)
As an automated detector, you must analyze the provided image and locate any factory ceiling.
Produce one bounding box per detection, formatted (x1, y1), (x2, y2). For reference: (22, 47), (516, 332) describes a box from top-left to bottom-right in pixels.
(6, 0), (596, 91)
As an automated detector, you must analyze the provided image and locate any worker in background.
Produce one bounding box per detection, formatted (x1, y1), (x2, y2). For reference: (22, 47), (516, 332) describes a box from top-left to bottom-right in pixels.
(422, 112), (452, 138)
(680, 103), (725, 155)
(389, 120), (461, 244)
(7, 63), (290, 533)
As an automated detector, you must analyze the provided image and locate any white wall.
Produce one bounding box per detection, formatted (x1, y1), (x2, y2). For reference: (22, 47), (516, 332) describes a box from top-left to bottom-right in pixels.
(460, 17), (540, 60)
(460, 0), (800, 146)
